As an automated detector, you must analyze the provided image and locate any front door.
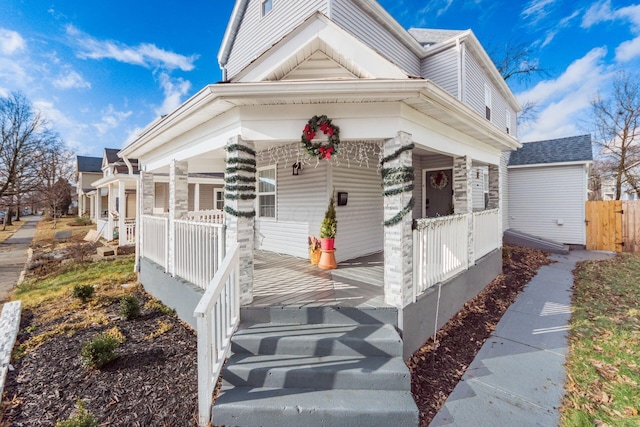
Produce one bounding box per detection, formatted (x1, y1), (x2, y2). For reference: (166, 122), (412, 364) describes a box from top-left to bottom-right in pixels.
(424, 169), (453, 217)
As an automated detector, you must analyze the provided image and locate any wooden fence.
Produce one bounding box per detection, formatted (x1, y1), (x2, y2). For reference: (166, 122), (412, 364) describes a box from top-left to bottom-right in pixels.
(586, 201), (640, 252)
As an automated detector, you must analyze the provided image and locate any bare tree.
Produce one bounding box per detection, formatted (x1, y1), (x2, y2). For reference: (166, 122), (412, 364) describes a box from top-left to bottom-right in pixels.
(36, 137), (73, 229)
(591, 71), (640, 200)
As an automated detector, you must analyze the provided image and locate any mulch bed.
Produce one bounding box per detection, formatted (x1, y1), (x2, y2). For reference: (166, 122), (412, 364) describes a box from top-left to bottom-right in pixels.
(1, 290), (198, 427)
(1, 245), (549, 426)
(408, 245), (551, 426)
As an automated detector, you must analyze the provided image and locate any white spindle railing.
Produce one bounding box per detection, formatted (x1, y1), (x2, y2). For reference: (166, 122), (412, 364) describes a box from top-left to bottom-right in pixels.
(473, 208), (500, 259)
(413, 213), (469, 301)
(174, 220), (225, 289)
(183, 209), (225, 224)
(194, 243), (240, 427)
(141, 215), (169, 269)
(124, 219), (136, 245)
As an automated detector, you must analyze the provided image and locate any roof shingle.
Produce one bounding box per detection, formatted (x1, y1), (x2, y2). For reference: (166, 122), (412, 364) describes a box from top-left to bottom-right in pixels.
(509, 135), (593, 166)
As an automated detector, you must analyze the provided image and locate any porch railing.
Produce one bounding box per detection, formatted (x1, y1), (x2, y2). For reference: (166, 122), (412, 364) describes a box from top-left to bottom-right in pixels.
(141, 215), (168, 269)
(183, 209), (225, 224)
(124, 219), (136, 246)
(194, 242), (240, 427)
(473, 208), (500, 259)
(413, 213), (469, 301)
(174, 219), (225, 289)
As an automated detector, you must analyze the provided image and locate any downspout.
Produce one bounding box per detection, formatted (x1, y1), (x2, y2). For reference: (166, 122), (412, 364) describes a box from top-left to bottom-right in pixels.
(123, 156), (133, 176)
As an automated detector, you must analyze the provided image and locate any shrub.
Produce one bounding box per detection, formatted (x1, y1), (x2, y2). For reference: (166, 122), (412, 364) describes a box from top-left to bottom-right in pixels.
(319, 197), (337, 239)
(72, 284), (95, 302)
(119, 295), (141, 320)
(74, 217), (92, 226)
(80, 328), (124, 368)
(55, 400), (98, 427)
(145, 298), (175, 315)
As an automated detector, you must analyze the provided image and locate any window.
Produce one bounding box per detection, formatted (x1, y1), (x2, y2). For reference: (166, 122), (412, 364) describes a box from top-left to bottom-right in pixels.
(506, 110), (511, 134)
(257, 166), (276, 218)
(261, 0), (273, 16)
(215, 189), (224, 210)
(484, 84), (491, 121)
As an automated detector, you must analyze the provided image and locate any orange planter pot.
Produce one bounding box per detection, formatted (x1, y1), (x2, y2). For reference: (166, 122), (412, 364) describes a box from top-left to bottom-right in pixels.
(309, 249), (321, 265)
(318, 249), (337, 270)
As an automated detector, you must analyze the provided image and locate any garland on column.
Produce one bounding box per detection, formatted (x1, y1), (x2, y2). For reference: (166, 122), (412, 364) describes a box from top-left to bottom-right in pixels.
(381, 145), (415, 227)
(225, 143), (257, 218)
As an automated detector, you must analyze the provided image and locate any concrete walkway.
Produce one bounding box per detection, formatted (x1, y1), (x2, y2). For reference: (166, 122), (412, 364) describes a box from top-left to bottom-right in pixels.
(430, 250), (614, 427)
(0, 215), (40, 303)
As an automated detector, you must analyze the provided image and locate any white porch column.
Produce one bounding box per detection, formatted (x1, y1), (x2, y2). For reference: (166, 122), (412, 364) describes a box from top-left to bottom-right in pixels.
(89, 195), (95, 222)
(225, 136), (255, 305)
(453, 155), (474, 265)
(194, 183), (200, 211)
(382, 131), (414, 308)
(118, 182), (126, 246)
(108, 183), (115, 241)
(169, 160), (189, 275)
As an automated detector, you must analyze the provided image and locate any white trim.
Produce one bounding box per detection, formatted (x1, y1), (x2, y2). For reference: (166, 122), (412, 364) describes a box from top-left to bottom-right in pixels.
(508, 160), (593, 169)
(215, 188), (225, 211)
(261, 0), (273, 17)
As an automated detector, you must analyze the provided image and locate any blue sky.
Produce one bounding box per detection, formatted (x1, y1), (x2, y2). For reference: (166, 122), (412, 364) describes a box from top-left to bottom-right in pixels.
(1, 0), (639, 157)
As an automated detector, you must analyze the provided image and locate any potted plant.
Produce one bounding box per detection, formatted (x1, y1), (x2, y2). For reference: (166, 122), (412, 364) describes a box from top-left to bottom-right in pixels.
(319, 197), (337, 250)
(308, 236), (321, 265)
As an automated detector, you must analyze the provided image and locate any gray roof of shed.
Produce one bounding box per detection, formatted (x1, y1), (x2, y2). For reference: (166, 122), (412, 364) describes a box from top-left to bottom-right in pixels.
(508, 135), (593, 166)
(76, 156), (102, 173)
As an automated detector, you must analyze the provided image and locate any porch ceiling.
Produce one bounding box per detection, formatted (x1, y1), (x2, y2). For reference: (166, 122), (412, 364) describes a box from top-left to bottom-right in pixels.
(121, 79), (520, 160)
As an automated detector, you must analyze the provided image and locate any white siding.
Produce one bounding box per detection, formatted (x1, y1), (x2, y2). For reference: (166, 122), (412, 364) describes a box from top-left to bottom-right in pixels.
(422, 46), (458, 98)
(154, 182), (169, 212)
(508, 165), (587, 245)
(331, 0), (420, 76)
(199, 184), (216, 210)
(332, 158), (384, 262)
(472, 166), (487, 211)
(225, 0), (329, 79)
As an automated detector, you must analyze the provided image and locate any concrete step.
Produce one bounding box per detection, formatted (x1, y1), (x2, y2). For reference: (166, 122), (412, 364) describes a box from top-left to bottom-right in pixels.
(212, 386), (419, 427)
(230, 323), (403, 357)
(240, 305), (398, 326)
(222, 353), (411, 390)
(504, 229), (570, 254)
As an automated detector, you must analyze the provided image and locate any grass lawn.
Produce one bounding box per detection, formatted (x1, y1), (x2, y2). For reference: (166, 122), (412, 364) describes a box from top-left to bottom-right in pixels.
(562, 253), (640, 427)
(0, 219), (25, 244)
(32, 216), (95, 244)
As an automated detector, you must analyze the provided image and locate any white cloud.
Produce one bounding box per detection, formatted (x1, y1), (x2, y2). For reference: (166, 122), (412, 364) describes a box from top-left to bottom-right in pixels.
(0, 28), (26, 55)
(417, 0), (455, 18)
(124, 126), (146, 146)
(517, 47), (612, 141)
(540, 10), (580, 48)
(616, 36), (640, 61)
(53, 68), (91, 89)
(521, 0), (557, 24)
(154, 73), (191, 116)
(33, 100), (78, 129)
(582, 0), (614, 27)
(0, 86), (8, 97)
(67, 25), (198, 71)
(93, 104), (132, 135)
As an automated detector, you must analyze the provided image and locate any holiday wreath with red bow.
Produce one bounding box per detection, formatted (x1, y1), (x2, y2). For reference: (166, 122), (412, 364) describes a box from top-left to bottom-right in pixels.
(301, 115), (340, 160)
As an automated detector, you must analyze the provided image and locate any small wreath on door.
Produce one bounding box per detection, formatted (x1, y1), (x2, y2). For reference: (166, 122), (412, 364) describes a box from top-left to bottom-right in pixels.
(430, 171), (448, 190)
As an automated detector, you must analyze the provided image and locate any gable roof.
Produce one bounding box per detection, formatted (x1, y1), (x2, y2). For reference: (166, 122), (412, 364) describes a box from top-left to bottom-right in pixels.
(76, 156), (102, 173)
(408, 28), (465, 47)
(509, 135), (593, 167)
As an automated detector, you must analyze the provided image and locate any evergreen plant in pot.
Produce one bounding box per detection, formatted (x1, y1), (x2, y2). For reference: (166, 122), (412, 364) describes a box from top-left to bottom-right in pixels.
(319, 197), (337, 251)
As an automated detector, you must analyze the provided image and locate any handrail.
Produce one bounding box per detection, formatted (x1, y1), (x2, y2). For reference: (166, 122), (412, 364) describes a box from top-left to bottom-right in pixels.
(194, 242), (240, 427)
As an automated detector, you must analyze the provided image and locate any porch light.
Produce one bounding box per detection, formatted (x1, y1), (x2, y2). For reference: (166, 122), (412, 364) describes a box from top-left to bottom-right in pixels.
(292, 162), (302, 176)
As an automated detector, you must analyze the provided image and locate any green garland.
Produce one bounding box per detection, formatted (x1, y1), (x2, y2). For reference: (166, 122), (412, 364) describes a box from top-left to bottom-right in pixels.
(226, 144), (256, 156)
(225, 184), (255, 192)
(381, 144), (415, 227)
(226, 165), (257, 174)
(224, 205), (256, 218)
(224, 175), (256, 183)
(380, 143), (415, 165)
(225, 193), (257, 200)
(227, 157), (257, 166)
(383, 197), (415, 227)
(301, 115), (340, 160)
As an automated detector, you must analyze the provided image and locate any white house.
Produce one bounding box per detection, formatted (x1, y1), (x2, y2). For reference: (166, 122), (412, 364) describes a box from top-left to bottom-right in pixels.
(90, 148), (139, 246)
(508, 135), (592, 246)
(119, 1), (521, 425)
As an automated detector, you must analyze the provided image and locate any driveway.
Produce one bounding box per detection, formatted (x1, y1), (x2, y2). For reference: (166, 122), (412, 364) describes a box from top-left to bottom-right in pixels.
(0, 215), (40, 302)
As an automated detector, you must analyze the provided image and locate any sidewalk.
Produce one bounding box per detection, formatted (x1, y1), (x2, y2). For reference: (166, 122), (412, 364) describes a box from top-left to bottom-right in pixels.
(0, 215), (40, 303)
(430, 250), (614, 427)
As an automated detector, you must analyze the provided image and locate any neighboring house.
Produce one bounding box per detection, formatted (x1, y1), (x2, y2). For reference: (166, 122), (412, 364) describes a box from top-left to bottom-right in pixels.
(119, 1), (521, 425)
(90, 148), (139, 246)
(75, 155), (102, 219)
(600, 178), (639, 200)
(507, 135), (592, 246)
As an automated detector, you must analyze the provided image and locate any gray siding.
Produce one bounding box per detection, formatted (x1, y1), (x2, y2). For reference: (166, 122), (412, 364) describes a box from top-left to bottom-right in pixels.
(508, 165), (587, 245)
(500, 151), (510, 232)
(330, 0), (421, 76)
(226, 0), (329, 79)
(422, 46), (458, 98)
(332, 157), (384, 261)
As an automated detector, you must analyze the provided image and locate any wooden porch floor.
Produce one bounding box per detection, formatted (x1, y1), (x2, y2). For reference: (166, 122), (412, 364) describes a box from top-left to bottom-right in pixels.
(251, 250), (388, 308)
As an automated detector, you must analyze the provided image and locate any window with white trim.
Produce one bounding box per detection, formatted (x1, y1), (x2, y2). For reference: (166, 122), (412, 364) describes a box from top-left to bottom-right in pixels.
(261, 0), (273, 17)
(215, 189), (224, 210)
(484, 84), (492, 121)
(506, 110), (511, 134)
(257, 166), (276, 218)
